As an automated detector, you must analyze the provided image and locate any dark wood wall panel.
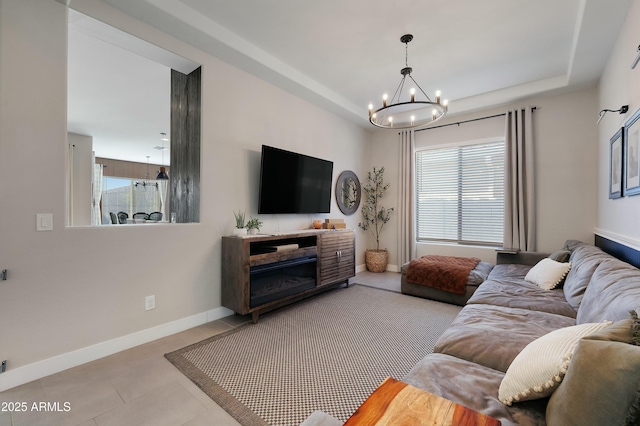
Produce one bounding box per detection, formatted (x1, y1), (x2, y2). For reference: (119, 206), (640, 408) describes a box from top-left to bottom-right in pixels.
(96, 157), (169, 180)
(170, 67), (201, 223)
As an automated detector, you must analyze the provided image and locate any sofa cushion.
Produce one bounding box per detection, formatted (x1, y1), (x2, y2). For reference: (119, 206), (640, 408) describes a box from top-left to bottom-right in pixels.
(467, 261), (495, 285)
(498, 321), (611, 405)
(576, 258), (640, 324)
(404, 353), (547, 426)
(546, 324), (640, 426)
(467, 267), (577, 318)
(488, 263), (531, 280)
(563, 244), (608, 310)
(433, 304), (575, 373)
(524, 258), (571, 290)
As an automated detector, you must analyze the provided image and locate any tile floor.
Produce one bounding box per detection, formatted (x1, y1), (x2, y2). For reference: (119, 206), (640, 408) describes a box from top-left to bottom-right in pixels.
(0, 271), (401, 426)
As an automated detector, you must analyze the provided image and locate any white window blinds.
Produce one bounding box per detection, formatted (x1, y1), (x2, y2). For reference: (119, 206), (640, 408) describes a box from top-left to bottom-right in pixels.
(415, 140), (505, 245)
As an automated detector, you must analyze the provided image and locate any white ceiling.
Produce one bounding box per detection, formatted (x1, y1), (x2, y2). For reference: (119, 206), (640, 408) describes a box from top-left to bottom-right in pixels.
(68, 0), (633, 162)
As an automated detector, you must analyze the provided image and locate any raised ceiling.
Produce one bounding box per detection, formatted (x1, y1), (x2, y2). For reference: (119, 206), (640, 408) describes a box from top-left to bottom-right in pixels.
(102, 0), (633, 120)
(68, 0), (633, 162)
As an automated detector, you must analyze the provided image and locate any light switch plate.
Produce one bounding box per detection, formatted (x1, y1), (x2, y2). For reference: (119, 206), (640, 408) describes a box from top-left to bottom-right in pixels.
(36, 213), (53, 231)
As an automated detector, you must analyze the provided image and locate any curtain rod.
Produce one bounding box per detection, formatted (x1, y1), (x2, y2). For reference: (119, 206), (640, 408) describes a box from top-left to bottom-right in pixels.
(415, 107), (536, 132)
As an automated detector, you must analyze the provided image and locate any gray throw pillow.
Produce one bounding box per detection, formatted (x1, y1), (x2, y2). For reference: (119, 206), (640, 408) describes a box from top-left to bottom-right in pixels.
(548, 249), (571, 263)
(546, 318), (640, 425)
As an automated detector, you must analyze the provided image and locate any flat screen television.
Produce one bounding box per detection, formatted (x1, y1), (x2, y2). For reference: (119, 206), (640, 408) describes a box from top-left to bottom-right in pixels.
(258, 145), (333, 214)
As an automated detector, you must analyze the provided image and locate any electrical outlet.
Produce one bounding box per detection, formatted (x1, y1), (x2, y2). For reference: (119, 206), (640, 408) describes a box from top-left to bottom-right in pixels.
(145, 295), (155, 311)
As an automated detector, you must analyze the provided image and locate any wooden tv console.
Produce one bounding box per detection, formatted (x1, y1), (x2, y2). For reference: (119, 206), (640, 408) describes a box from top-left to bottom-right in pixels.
(221, 229), (355, 323)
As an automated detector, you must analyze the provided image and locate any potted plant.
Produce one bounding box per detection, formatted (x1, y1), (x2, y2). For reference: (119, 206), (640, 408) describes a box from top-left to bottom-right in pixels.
(358, 167), (394, 272)
(246, 217), (263, 235)
(233, 210), (246, 236)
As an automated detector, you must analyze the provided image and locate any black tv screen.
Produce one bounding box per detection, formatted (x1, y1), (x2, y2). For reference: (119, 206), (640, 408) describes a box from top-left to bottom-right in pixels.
(258, 145), (333, 214)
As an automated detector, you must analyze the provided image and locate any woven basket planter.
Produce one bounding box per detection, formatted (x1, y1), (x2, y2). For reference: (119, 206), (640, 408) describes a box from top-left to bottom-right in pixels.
(365, 249), (388, 273)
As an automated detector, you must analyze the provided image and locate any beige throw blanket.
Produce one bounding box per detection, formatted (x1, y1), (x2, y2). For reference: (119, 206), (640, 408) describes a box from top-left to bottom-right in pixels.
(406, 255), (481, 295)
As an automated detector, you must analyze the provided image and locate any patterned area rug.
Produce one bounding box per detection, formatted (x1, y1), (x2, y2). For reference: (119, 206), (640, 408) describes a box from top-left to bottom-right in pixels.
(165, 284), (461, 426)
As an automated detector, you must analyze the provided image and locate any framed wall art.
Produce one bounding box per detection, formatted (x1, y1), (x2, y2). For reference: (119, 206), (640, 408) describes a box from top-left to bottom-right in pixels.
(609, 128), (624, 199)
(624, 108), (640, 196)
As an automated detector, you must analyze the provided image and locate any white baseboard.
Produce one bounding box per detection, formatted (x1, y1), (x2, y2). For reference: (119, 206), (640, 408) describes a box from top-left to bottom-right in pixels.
(386, 264), (400, 272)
(0, 306), (234, 392)
(355, 263), (400, 273)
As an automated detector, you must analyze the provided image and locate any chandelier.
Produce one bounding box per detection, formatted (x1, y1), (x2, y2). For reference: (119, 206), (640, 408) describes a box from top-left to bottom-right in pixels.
(368, 34), (448, 129)
(135, 156), (158, 189)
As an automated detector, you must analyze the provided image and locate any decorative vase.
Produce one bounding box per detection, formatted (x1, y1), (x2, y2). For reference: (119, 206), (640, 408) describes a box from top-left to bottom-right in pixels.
(232, 227), (246, 236)
(312, 219), (323, 229)
(365, 249), (388, 273)
(248, 228), (258, 235)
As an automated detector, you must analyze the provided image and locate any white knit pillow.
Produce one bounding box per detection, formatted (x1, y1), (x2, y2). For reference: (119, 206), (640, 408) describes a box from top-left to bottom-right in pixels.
(524, 258), (572, 290)
(498, 321), (612, 406)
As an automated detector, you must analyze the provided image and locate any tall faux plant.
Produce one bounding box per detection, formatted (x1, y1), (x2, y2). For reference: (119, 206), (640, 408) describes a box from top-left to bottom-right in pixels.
(358, 167), (394, 251)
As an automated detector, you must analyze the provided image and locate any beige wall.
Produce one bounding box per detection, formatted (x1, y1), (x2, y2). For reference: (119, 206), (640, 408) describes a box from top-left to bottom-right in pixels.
(367, 86), (599, 267)
(68, 133), (93, 226)
(0, 0), (371, 389)
(597, 0), (640, 248)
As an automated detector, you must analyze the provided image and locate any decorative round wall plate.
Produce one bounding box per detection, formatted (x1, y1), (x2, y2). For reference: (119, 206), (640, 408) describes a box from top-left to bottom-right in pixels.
(336, 170), (361, 215)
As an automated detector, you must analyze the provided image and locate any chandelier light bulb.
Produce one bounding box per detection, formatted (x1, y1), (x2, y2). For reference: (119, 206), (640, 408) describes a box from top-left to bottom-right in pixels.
(367, 34), (449, 129)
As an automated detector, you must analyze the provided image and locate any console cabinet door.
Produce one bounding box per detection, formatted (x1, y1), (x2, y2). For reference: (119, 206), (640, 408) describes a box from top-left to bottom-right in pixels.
(318, 231), (355, 286)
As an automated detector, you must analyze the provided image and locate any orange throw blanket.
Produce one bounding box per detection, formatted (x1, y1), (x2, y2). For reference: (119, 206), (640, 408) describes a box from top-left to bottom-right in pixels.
(406, 255), (481, 295)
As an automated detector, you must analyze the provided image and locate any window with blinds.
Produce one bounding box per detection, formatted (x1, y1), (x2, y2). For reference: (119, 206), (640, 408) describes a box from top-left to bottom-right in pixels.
(415, 140), (505, 246)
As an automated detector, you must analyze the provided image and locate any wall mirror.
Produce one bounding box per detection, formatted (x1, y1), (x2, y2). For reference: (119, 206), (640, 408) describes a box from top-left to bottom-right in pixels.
(336, 170), (361, 215)
(67, 9), (201, 226)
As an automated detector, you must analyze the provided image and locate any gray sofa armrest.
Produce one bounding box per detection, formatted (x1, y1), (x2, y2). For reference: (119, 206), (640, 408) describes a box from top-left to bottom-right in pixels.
(496, 251), (550, 266)
(299, 410), (342, 426)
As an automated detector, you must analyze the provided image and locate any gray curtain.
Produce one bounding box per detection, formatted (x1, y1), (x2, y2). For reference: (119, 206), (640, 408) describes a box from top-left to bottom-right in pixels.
(504, 108), (536, 251)
(398, 130), (416, 266)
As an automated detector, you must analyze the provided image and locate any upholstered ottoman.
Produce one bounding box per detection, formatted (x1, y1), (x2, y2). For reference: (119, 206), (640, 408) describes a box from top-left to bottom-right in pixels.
(401, 256), (493, 306)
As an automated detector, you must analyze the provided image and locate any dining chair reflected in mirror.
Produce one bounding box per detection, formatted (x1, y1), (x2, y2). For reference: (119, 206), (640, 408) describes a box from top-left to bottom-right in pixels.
(148, 211), (163, 221)
(133, 212), (150, 220)
(117, 211), (128, 224)
(109, 212), (118, 224)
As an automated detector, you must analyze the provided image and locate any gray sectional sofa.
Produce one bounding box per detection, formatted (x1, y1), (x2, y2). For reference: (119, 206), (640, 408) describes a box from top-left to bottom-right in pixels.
(302, 239), (640, 425)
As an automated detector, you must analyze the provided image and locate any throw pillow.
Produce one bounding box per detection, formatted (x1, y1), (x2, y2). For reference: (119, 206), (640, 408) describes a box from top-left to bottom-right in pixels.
(548, 249), (571, 263)
(498, 321), (611, 406)
(546, 338), (640, 425)
(584, 318), (634, 344)
(524, 258), (572, 290)
(631, 310), (640, 345)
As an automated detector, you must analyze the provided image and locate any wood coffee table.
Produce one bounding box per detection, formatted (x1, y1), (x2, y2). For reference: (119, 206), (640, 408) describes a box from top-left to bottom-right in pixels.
(344, 377), (501, 426)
